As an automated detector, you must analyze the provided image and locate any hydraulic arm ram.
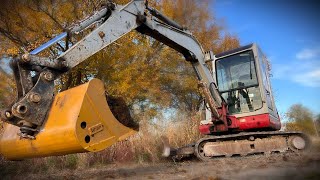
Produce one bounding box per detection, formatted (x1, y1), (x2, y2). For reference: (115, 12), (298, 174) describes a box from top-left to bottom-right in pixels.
(0, 0), (223, 138)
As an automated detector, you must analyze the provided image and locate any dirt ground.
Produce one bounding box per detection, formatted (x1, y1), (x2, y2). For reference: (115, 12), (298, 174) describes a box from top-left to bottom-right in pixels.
(3, 148), (319, 180)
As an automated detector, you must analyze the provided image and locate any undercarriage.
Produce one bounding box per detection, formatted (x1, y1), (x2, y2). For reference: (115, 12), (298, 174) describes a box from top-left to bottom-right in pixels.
(165, 131), (310, 161)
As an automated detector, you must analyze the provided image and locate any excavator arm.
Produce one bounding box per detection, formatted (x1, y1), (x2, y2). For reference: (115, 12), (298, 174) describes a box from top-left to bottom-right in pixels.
(0, 0), (225, 160)
(56, 0), (223, 113)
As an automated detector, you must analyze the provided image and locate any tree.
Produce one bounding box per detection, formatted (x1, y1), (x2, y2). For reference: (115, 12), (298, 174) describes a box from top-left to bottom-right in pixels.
(315, 114), (320, 136)
(0, 61), (15, 109)
(285, 104), (317, 136)
(0, 61), (15, 134)
(0, 0), (240, 120)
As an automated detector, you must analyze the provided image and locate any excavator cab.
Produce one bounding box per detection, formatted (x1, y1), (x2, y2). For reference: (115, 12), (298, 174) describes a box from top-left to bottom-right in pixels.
(212, 44), (281, 131)
(190, 44), (309, 160)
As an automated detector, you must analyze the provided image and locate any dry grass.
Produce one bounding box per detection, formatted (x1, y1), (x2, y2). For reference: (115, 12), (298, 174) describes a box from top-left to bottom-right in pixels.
(311, 136), (320, 152)
(0, 112), (203, 175)
(84, 112), (203, 165)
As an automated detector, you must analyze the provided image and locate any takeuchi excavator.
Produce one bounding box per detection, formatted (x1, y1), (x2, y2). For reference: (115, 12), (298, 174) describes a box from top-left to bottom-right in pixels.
(0, 0), (309, 160)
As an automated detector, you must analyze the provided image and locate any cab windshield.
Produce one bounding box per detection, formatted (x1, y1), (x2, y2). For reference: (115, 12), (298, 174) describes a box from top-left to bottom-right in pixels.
(216, 50), (262, 114)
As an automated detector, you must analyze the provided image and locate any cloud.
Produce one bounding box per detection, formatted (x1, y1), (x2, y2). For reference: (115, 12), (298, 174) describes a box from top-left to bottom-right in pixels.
(272, 60), (320, 87)
(272, 64), (291, 79)
(292, 69), (320, 87)
(296, 47), (320, 59)
(270, 47), (320, 87)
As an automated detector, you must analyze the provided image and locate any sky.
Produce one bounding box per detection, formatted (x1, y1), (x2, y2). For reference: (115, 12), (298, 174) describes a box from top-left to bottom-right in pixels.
(212, 0), (320, 118)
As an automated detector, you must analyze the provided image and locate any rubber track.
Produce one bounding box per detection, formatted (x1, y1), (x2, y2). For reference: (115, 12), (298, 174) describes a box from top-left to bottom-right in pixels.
(193, 131), (310, 160)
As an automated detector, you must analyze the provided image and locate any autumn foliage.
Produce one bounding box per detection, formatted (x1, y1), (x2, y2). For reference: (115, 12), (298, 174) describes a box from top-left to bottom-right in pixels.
(0, 0), (239, 113)
(0, 0), (240, 169)
(285, 104), (318, 136)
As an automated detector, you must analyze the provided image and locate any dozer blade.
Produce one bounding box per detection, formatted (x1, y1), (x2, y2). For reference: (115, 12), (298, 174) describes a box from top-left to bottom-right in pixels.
(0, 78), (137, 160)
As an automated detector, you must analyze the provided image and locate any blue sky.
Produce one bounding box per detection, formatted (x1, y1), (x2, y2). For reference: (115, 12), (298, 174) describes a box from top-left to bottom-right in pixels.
(212, 0), (320, 118)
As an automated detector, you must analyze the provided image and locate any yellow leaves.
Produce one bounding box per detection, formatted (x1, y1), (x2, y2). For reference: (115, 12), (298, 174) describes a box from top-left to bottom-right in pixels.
(285, 104), (317, 136)
(114, 0), (132, 4)
(0, 70), (15, 108)
(2, 47), (19, 56)
(57, 2), (76, 22)
(0, 0), (88, 57)
(160, 0), (175, 19)
(0, 0), (241, 116)
(215, 34), (240, 54)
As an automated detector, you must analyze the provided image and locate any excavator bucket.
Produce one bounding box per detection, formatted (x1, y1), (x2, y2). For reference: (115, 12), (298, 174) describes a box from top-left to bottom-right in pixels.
(0, 79), (137, 160)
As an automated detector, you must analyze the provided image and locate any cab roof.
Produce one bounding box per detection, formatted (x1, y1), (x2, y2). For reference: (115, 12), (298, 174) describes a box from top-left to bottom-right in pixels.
(215, 43), (256, 58)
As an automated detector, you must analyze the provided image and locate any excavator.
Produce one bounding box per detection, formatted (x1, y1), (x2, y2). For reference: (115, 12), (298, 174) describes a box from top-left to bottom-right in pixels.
(0, 0), (309, 160)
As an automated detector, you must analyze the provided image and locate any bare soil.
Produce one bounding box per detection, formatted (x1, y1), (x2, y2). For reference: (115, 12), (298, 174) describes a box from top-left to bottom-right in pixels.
(2, 149), (319, 180)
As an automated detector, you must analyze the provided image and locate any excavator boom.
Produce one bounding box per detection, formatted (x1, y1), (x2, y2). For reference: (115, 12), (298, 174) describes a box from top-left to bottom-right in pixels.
(0, 0), (223, 160)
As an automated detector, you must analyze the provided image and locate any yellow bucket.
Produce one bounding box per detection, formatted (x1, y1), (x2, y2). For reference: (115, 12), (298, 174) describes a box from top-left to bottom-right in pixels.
(0, 79), (136, 160)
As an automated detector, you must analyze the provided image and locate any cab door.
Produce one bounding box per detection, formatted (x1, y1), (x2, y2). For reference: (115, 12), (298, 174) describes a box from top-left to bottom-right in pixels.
(259, 51), (273, 110)
(257, 47), (279, 123)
